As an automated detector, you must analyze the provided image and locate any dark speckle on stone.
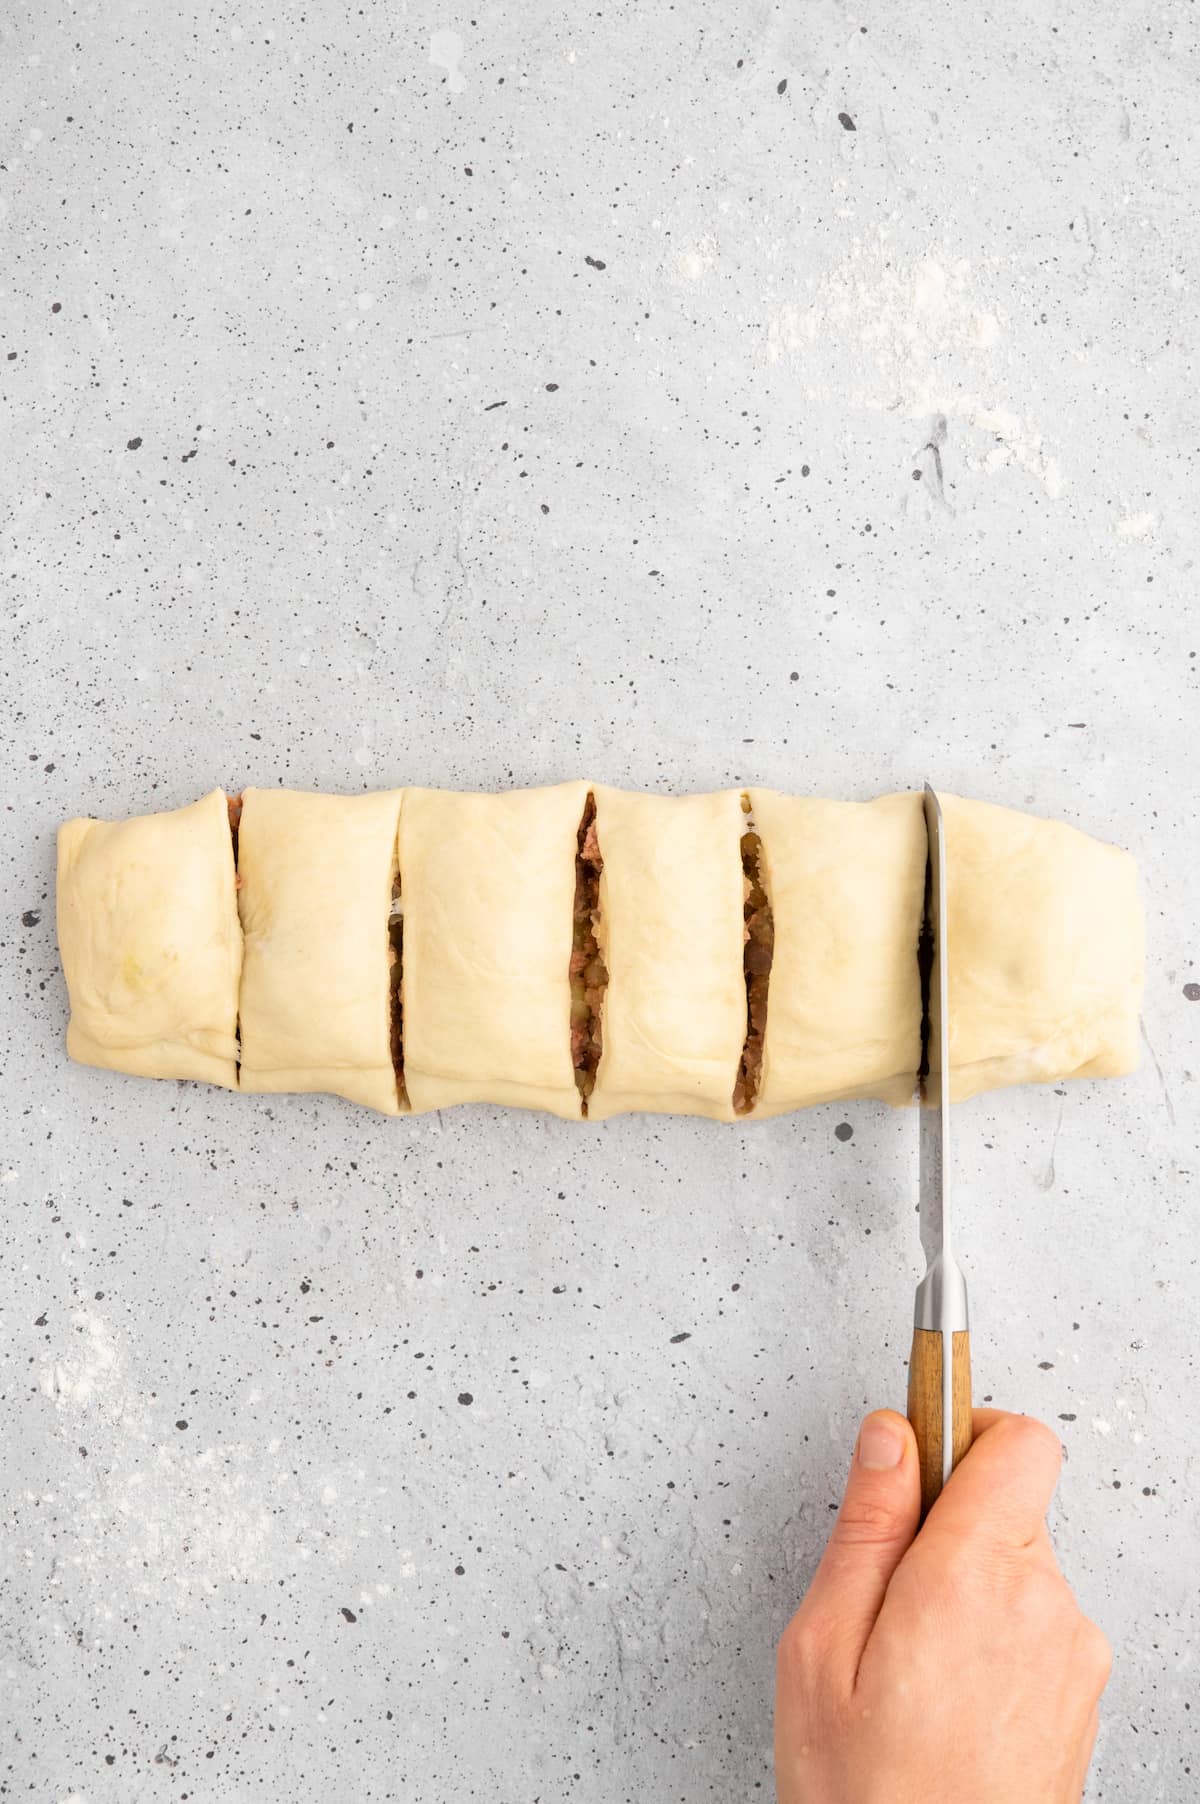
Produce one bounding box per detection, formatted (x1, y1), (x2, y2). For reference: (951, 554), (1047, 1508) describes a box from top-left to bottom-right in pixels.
(1184, 982), (1200, 1001)
(175, 1419), (188, 1430)
(341, 1606), (357, 1622)
(838, 111), (856, 130)
(1059, 1413), (1077, 1421)
(584, 255), (607, 270)
(51, 302), (62, 313)
(545, 382), (558, 391)
(777, 78), (788, 95)
(126, 436), (143, 450)
(457, 1391), (474, 1405)
(669, 1331), (691, 1344)
(21, 909), (41, 927)
(834, 1122), (854, 1142)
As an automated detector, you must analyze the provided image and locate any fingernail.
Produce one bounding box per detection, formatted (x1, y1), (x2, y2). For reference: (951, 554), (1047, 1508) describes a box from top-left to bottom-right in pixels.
(858, 1416), (905, 1470)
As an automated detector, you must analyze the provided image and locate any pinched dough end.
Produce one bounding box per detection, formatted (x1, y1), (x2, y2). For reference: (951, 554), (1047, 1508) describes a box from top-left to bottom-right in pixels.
(930, 794), (1144, 1103)
(57, 788), (242, 1089)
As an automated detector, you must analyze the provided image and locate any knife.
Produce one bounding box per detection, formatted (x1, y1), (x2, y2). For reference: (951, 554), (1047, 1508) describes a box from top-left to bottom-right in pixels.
(908, 783), (972, 1518)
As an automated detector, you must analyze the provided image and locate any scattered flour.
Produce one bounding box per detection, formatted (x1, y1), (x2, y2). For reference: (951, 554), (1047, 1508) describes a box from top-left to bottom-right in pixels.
(1114, 511), (1156, 538)
(766, 247), (1063, 496)
(36, 1310), (364, 1603)
(39, 1312), (119, 1411)
(429, 29), (465, 93)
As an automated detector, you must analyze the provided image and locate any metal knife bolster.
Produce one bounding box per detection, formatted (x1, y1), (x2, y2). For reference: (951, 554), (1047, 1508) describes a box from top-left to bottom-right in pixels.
(914, 1082), (969, 1332)
(913, 1253), (970, 1332)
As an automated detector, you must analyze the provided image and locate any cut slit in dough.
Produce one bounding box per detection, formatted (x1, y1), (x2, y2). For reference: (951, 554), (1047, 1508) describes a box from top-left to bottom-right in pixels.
(733, 803), (774, 1116)
(570, 795), (607, 1110)
(400, 782), (588, 1117)
(236, 786), (403, 1114)
(56, 787), (242, 1089)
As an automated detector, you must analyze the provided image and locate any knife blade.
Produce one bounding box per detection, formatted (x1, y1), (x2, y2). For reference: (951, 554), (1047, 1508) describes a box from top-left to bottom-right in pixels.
(908, 783), (972, 1517)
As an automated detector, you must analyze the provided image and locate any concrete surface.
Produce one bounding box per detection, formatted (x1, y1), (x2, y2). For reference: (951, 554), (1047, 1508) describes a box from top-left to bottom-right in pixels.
(2, 2), (1197, 1798)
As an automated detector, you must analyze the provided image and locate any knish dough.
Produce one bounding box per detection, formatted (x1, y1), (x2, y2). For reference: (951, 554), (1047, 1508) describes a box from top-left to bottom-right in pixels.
(401, 782), (588, 1117)
(56, 788), (241, 1088)
(237, 787), (403, 1114)
(752, 791), (926, 1114)
(930, 794), (1144, 1101)
(588, 787), (746, 1121)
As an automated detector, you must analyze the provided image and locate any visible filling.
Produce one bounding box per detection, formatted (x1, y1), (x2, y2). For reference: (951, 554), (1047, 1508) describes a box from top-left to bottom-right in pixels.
(388, 875), (408, 1108)
(227, 792), (243, 887)
(733, 803), (774, 1116)
(227, 792), (244, 1071)
(570, 794), (608, 1112)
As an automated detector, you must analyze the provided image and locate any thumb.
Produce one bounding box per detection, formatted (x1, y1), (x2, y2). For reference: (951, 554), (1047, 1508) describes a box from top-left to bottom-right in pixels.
(797, 1410), (921, 1679)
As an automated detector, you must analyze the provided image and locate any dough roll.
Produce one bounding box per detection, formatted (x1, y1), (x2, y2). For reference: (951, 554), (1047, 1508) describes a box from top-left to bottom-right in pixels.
(237, 787), (403, 1113)
(930, 793), (1144, 1102)
(56, 788), (242, 1089)
(588, 786), (746, 1121)
(55, 782), (1144, 1120)
(750, 791), (927, 1114)
(400, 782), (588, 1117)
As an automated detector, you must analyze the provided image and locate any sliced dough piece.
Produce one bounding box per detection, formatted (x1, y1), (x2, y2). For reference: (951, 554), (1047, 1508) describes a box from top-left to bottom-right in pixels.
(401, 782), (587, 1117)
(751, 791), (926, 1115)
(588, 787), (745, 1121)
(57, 788), (241, 1088)
(932, 793), (1143, 1102)
(237, 787), (403, 1113)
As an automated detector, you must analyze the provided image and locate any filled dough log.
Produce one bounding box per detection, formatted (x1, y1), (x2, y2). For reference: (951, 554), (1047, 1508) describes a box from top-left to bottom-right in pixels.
(930, 794), (1144, 1102)
(237, 787), (403, 1113)
(400, 782), (588, 1116)
(588, 786), (746, 1121)
(56, 782), (1144, 1120)
(56, 788), (241, 1088)
(750, 791), (927, 1114)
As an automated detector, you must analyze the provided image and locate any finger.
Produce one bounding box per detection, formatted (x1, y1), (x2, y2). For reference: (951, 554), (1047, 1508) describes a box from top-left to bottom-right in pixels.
(923, 1411), (1063, 1551)
(966, 1413), (1060, 1570)
(797, 1411), (921, 1674)
(970, 1407), (1016, 1437)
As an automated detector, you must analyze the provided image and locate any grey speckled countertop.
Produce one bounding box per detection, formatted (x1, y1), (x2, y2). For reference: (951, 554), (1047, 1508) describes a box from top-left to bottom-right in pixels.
(2, 3), (1197, 1799)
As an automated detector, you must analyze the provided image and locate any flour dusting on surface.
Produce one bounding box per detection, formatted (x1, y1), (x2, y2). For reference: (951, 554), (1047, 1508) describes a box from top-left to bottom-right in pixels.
(39, 1312), (120, 1411)
(1114, 512), (1156, 538)
(36, 1311), (364, 1604)
(766, 246), (1063, 496)
(429, 29), (466, 93)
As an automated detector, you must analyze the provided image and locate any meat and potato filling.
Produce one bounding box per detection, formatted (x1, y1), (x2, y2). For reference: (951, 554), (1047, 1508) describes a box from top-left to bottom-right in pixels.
(388, 878), (408, 1108)
(570, 795), (607, 1110)
(227, 791), (244, 883)
(733, 825), (774, 1115)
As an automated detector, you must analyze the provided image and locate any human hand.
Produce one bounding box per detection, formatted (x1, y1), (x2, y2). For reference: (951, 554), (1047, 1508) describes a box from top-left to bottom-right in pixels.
(775, 1409), (1111, 1803)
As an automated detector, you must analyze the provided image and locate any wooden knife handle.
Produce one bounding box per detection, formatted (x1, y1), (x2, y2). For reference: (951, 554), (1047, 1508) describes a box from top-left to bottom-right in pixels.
(907, 1329), (973, 1519)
